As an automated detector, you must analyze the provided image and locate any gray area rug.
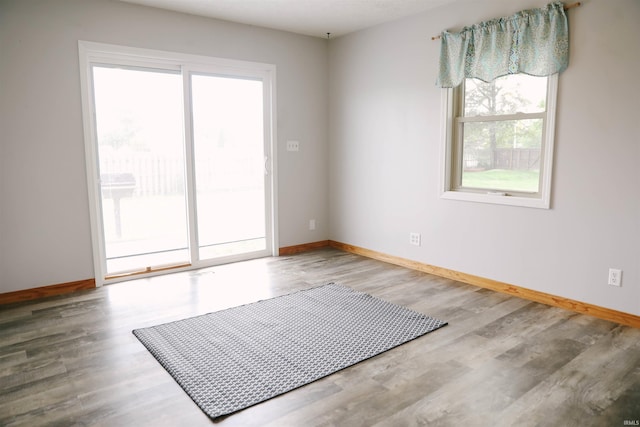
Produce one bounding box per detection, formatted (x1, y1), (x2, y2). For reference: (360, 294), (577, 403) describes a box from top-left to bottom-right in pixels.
(132, 282), (447, 419)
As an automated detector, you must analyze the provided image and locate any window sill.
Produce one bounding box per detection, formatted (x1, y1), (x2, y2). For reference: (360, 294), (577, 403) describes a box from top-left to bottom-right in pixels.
(441, 190), (550, 209)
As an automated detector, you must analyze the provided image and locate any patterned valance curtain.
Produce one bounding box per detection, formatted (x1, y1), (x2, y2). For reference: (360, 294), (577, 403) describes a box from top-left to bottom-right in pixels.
(436, 1), (569, 88)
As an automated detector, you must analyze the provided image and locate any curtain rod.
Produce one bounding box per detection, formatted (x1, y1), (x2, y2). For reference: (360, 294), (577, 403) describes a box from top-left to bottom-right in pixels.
(431, 2), (581, 41)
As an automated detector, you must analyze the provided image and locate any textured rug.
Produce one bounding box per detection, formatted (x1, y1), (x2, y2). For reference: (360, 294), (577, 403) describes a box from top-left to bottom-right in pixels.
(132, 282), (447, 419)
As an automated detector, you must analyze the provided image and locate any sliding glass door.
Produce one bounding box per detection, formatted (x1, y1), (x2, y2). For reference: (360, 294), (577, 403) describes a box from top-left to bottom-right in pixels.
(93, 66), (190, 275)
(79, 42), (276, 284)
(191, 74), (267, 259)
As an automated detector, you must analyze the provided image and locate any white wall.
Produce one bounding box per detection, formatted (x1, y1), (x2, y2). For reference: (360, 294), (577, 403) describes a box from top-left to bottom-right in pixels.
(329, 0), (640, 315)
(0, 0), (328, 293)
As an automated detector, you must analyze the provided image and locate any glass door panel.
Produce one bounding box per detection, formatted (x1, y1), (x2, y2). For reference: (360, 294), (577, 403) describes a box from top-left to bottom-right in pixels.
(191, 74), (267, 259)
(92, 66), (189, 275)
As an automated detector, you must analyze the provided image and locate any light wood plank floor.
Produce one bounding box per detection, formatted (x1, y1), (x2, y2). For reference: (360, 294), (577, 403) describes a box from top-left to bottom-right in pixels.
(1, 248), (639, 426)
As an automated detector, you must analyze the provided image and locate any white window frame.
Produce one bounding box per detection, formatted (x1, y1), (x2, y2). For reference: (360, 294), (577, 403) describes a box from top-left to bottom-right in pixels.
(440, 74), (558, 209)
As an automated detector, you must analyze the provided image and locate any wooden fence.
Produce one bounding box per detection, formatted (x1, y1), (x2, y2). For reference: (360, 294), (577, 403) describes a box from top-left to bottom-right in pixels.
(464, 148), (540, 171)
(100, 153), (262, 196)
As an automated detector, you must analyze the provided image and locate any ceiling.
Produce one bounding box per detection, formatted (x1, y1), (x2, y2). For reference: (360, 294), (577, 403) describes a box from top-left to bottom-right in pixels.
(119, 0), (457, 38)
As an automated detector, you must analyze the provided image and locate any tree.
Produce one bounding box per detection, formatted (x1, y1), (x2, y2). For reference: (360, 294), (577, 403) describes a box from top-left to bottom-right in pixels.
(462, 75), (543, 169)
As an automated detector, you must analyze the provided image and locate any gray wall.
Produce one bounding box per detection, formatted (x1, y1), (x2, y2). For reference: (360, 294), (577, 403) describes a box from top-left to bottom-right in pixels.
(328, 0), (640, 315)
(0, 0), (329, 293)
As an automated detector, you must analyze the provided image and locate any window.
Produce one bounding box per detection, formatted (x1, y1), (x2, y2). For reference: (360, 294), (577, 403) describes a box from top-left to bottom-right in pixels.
(441, 73), (558, 208)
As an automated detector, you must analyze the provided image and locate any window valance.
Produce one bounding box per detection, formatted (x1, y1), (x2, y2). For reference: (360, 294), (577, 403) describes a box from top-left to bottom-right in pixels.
(436, 1), (569, 88)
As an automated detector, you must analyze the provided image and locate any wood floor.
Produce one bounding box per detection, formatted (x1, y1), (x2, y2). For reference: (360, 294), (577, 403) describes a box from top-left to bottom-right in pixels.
(1, 248), (639, 426)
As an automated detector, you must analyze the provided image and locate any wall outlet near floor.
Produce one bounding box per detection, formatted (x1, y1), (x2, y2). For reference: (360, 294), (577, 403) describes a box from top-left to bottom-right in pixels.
(286, 140), (300, 152)
(409, 232), (421, 246)
(309, 219), (316, 230)
(608, 268), (622, 287)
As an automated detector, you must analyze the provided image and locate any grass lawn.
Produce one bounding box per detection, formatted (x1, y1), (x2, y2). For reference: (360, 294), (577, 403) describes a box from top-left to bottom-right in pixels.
(462, 169), (539, 192)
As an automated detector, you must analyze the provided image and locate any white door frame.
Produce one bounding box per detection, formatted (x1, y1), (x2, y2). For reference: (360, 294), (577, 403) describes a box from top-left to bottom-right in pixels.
(78, 41), (278, 286)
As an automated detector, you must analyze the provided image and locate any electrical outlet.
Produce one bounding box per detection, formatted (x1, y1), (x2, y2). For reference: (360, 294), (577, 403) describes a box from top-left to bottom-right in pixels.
(409, 232), (421, 246)
(286, 140), (299, 152)
(608, 268), (622, 287)
(309, 219), (316, 230)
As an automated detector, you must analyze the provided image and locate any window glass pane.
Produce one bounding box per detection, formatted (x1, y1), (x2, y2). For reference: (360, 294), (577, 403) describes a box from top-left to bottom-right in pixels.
(460, 119), (543, 193)
(464, 75), (547, 116)
(191, 74), (266, 259)
(92, 66), (189, 274)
